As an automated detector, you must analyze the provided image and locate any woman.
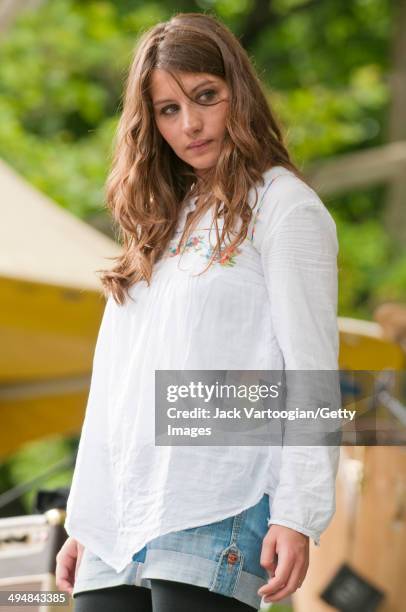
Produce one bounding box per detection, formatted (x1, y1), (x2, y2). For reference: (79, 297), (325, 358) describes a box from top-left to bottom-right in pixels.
(56, 11), (340, 612)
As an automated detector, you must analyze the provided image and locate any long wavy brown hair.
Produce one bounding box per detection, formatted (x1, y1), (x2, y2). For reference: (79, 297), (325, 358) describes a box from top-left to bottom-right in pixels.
(99, 11), (306, 305)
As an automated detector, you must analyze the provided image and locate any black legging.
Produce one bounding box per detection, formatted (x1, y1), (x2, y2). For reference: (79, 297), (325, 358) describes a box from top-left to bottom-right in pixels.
(73, 579), (256, 611)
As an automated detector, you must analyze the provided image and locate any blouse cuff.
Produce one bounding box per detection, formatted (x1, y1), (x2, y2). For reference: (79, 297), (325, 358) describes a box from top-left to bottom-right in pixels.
(266, 517), (321, 547)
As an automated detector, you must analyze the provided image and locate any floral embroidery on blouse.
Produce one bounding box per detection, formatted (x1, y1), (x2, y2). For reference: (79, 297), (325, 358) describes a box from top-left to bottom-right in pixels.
(205, 244), (241, 266)
(167, 234), (205, 257)
(167, 233), (241, 267)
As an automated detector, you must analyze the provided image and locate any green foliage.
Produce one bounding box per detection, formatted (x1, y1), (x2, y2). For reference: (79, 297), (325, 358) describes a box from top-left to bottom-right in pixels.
(5, 435), (77, 514)
(0, 0), (169, 218)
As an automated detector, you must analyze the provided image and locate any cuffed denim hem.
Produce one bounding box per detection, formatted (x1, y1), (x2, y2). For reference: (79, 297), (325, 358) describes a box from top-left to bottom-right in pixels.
(72, 556), (151, 597)
(141, 548), (265, 610)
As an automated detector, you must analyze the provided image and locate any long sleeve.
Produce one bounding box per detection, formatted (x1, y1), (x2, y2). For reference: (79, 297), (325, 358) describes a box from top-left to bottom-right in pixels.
(260, 198), (341, 546)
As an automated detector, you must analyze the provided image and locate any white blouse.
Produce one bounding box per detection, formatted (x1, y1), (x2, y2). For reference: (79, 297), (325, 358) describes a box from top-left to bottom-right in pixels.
(64, 165), (340, 573)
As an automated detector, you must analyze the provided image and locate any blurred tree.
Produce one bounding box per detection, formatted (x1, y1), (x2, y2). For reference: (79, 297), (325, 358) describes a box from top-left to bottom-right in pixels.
(384, 0), (406, 246)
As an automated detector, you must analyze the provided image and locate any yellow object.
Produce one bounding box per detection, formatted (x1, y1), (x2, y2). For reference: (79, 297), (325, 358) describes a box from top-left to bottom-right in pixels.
(339, 317), (405, 370)
(0, 160), (121, 459)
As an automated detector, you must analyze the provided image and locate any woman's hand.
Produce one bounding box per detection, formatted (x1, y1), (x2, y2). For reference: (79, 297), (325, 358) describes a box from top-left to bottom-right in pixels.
(55, 537), (85, 595)
(257, 525), (309, 604)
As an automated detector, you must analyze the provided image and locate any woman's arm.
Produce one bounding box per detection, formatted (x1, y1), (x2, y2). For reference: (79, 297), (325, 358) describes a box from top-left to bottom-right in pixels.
(257, 198), (340, 604)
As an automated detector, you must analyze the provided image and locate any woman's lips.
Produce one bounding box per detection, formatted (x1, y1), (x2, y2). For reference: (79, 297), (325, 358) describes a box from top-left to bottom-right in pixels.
(187, 139), (212, 151)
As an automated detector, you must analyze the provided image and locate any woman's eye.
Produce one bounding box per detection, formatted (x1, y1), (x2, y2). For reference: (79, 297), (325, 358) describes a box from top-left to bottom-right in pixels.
(160, 104), (178, 116)
(197, 89), (217, 103)
(159, 90), (218, 116)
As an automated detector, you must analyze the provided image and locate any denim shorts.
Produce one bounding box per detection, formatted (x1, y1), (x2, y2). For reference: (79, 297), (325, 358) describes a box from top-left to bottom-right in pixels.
(73, 492), (271, 610)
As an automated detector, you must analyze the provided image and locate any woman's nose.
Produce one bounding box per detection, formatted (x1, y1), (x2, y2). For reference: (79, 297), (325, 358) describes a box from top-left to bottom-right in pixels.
(182, 105), (203, 133)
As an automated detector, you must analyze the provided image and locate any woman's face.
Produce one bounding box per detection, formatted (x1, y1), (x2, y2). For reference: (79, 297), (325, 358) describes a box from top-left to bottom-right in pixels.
(150, 69), (230, 178)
